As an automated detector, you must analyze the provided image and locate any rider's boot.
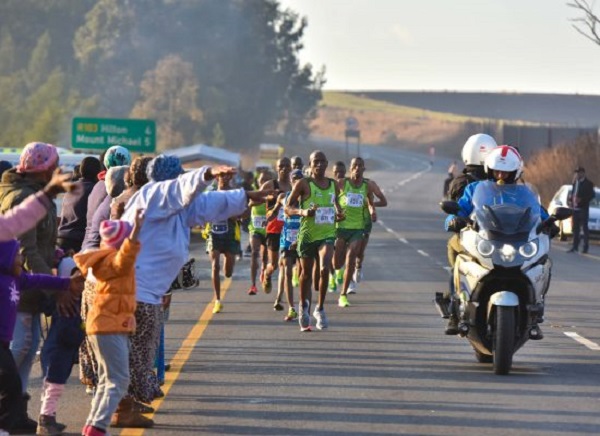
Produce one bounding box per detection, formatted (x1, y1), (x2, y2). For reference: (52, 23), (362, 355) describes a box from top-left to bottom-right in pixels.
(445, 313), (460, 335)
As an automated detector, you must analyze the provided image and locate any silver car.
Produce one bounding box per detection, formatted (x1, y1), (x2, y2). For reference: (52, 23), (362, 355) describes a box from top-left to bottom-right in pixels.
(547, 184), (600, 241)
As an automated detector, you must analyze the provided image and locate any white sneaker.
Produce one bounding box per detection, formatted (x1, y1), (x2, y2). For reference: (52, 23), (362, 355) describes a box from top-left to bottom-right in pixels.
(313, 307), (329, 330)
(347, 280), (357, 294)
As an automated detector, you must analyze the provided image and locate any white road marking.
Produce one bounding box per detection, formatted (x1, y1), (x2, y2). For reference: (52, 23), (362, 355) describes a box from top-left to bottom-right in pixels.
(417, 250), (429, 257)
(564, 332), (600, 351)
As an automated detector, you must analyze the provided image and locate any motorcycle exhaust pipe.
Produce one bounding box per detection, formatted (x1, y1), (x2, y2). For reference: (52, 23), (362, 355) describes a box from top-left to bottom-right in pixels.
(433, 292), (451, 319)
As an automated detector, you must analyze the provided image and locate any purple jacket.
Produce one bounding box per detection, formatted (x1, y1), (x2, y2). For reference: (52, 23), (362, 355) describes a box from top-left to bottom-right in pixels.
(0, 239), (69, 343)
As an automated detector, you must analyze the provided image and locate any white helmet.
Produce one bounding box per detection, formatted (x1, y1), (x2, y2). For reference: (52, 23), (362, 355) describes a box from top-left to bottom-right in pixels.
(461, 134), (497, 166)
(484, 145), (523, 182)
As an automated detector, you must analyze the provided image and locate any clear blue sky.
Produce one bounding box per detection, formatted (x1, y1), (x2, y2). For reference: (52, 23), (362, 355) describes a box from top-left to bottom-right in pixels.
(279, 0), (600, 95)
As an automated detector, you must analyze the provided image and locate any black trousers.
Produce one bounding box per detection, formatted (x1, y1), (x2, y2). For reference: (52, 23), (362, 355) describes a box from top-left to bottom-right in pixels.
(572, 208), (590, 250)
(0, 342), (24, 431)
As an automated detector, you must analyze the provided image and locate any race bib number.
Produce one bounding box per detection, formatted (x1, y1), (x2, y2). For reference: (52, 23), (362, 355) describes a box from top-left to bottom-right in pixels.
(286, 229), (298, 243)
(315, 207), (335, 225)
(212, 221), (229, 235)
(277, 207), (285, 221)
(346, 192), (364, 208)
(252, 216), (266, 229)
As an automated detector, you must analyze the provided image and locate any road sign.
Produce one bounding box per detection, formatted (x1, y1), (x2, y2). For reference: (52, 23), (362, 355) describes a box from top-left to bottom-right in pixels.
(72, 117), (156, 152)
(345, 116), (359, 131)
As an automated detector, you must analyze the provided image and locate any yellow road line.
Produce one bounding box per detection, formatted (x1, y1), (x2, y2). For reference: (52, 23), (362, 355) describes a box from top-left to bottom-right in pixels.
(120, 277), (232, 436)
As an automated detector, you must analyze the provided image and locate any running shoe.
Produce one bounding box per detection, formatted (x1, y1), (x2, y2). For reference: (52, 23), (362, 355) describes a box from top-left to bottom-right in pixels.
(263, 275), (272, 294)
(213, 300), (223, 314)
(347, 280), (357, 295)
(328, 275), (337, 293)
(299, 300), (311, 332)
(273, 301), (284, 311)
(292, 268), (299, 287)
(335, 268), (344, 285)
(247, 285), (257, 295)
(284, 307), (298, 321)
(313, 307), (329, 330)
(338, 294), (350, 308)
(353, 267), (363, 283)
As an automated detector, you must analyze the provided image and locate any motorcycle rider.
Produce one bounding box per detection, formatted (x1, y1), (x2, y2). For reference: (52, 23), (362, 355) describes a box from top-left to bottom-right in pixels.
(444, 145), (553, 337)
(441, 133), (497, 334)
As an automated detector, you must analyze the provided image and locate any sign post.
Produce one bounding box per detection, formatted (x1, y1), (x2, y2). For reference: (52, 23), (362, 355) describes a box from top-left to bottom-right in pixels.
(344, 116), (361, 160)
(72, 117), (156, 153)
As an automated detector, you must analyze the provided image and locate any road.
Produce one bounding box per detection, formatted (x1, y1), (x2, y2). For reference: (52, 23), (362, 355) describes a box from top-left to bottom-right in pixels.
(29, 143), (600, 435)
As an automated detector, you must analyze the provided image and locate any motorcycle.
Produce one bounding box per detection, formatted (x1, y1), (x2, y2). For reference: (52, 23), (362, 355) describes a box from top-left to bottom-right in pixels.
(436, 180), (571, 375)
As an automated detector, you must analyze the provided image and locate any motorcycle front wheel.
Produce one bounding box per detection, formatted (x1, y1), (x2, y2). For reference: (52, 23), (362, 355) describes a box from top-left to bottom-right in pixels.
(493, 306), (515, 375)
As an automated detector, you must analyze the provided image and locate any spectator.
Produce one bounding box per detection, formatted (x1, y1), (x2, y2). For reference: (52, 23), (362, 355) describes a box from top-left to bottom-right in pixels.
(0, 169), (74, 242)
(0, 142), (77, 433)
(567, 166), (595, 254)
(57, 156), (102, 252)
(0, 161), (11, 178)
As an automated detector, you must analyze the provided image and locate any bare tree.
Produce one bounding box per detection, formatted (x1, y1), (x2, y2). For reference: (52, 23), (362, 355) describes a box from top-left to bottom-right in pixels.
(568, 0), (600, 45)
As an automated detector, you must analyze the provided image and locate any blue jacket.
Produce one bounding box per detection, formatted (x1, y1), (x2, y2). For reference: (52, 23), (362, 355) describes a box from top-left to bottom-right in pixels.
(445, 181), (549, 231)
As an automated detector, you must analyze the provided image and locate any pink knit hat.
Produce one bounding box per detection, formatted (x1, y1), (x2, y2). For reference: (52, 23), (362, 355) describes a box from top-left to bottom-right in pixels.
(99, 220), (132, 249)
(16, 142), (59, 173)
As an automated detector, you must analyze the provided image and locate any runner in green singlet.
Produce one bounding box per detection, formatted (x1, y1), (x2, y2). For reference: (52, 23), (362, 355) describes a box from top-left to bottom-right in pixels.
(334, 157), (375, 307)
(285, 151), (344, 331)
(247, 171), (272, 295)
(354, 178), (387, 283)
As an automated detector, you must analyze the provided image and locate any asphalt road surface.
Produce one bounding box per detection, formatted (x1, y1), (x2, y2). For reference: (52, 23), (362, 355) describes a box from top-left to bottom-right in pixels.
(28, 143), (600, 435)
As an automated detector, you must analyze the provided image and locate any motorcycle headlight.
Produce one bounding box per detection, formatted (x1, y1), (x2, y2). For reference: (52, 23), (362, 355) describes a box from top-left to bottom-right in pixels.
(519, 240), (538, 258)
(477, 237), (495, 256)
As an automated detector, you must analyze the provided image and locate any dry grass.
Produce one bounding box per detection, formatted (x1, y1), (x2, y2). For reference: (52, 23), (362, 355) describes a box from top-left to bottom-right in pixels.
(525, 135), (600, 206)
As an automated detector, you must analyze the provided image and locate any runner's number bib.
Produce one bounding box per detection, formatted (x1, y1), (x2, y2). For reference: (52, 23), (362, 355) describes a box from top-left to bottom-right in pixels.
(212, 221), (228, 235)
(286, 229), (298, 243)
(252, 216), (266, 229)
(315, 207), (335, 225)
(346, 192), (364, 208)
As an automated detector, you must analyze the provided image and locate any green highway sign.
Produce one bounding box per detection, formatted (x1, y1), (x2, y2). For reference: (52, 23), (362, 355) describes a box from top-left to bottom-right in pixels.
(72, 117), (156, 152)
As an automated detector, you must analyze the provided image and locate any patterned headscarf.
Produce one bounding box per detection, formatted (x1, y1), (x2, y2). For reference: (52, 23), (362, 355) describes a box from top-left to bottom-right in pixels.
(146, 155), (183, 182)
(16, 142), (59, 173)
(103, 145), (131, 169)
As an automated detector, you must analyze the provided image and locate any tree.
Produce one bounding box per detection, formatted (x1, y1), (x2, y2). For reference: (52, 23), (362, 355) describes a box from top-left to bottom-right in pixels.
(130, 55), (203, 151)
(568, 0), (600, 45)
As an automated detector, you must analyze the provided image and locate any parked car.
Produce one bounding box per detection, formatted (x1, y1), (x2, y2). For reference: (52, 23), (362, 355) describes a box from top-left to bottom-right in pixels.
(547, 184), (600, 241)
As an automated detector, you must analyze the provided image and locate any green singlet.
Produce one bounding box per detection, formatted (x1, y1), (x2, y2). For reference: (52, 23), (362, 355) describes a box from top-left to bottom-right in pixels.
(297, 178), (337, 253)
(249, 203), (267, 236)
(338, 178), (368, 230)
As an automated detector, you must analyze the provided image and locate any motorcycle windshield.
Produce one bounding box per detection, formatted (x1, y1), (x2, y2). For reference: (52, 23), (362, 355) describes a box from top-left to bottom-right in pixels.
(472, 181), (541, 237)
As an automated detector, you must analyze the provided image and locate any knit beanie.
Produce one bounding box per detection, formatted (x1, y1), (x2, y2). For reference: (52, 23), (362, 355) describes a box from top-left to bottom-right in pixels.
(147, 155), (183, 182)
(16, 142), (59, 173)
(99, 220), (132, 249)
(105, 165), (129, 198)
(103, 145), (131, 169)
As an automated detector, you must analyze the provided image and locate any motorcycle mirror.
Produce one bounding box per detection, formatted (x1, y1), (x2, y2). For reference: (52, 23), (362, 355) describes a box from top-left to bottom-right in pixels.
(552, 206), (573, 221)
(440, 200), (460, 215)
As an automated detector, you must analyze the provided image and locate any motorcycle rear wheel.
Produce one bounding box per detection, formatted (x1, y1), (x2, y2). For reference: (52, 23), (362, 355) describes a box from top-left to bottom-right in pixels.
(493, 306), (515, 375)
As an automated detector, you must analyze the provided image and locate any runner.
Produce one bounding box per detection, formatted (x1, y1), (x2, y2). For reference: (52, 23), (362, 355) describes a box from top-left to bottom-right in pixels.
(285, 151), (344, 331)
(261, 158), (292, 293)
(334, 157), (375, 307)
(273, 168), (304, 321)
(206, 172), (242, 313)
(329, 161), (347, 292)
(354, 178), (387, 285)
(247, 171), (271, 295)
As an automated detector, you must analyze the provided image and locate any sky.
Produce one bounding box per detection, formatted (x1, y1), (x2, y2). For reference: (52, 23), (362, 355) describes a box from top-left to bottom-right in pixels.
(279, 0), (600, 95)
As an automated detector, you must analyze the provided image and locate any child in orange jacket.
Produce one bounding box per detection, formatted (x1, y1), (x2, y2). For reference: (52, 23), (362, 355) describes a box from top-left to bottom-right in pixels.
(74, 209), (147, 436)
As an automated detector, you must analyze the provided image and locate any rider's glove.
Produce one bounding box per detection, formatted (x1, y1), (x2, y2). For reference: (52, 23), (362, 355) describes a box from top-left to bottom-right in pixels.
(542, 221), (560, 239)
(448, 216), (468, 232)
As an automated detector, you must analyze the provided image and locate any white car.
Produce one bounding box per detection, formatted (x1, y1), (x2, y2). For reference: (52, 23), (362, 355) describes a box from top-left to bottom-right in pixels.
(547, 184), (600, 241)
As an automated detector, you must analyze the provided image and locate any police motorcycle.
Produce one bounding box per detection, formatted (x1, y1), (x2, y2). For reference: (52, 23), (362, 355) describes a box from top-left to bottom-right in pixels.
(438, 180), (571, 375)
